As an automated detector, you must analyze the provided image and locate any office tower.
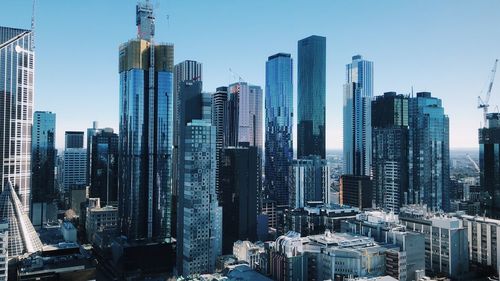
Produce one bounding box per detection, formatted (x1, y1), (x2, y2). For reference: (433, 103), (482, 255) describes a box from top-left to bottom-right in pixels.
(340, 175), (372, 209)
(219, 145), (258, 254)
(479, 113), (500, 218)
(0, 26), (34, 213)
(408, 92), (450, 211)
(289, 156), (331, 209)
(265, 53), (293, 206)
(227, 82), (263, 150)
(343, 55), (374, 176)
(372, 92), (409, 213)
(65, 131), (84, 149)
(118, 0), (174, 241)
(31, 111), (56, 203)
(212, 86), (228, 200)
(0, 182), (43, 258)
(86, 121), (100, 185)
(0, 221), (7, 280)
(180, 119), (222, 276)
(297, 35), (326, 159)
(63, 147), (87, 194)
(173, 60), (202, 196)
(89, 128), (118, 206)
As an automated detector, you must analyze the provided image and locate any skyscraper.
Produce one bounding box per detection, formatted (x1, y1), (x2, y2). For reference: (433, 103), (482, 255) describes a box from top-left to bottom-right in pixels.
(219, 145), (258, 254)
(0, 26), (35, 213)
(31, 111), (56, 204)
(265, 53), (293, 206)
(297, 35), (326, 159)
(63, 144), (86, 195)
(65, 131), (84, 149)
(89, 128), (118, 206)
(86, 121), (100, 185)
(227, 82), (263, 150)
(343, 55), (373, 176)
(212, 86), (228, 200)
(408, 92), (450, 211)
(289, 156), (331, 209)
(479, 113), (500, 218)
(118, 1), (174, 241)
(372, 92), (409, 213)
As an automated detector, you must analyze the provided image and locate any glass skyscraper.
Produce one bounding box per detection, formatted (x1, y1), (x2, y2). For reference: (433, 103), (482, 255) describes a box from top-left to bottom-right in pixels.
(265, 53), (293, 206)
(343, 55), (373, 176)
(118, 1), (174, 241)
(372, 92), (408, 213)
(89, 128), (118, 206)
(0, 26), (34, 213)
(31, 111), (56, 204)
(297, 35), (326, 159)
(408, 92), (450, 211)
(479, 113), (500, 218)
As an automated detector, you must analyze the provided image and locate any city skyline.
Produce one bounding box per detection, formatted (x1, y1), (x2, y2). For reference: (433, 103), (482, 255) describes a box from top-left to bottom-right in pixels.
(2, 0), (500, 150)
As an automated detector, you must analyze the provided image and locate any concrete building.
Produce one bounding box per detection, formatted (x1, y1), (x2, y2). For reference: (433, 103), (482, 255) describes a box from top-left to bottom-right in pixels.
(61, 221), (77, 243)
(0, 222), (7, 280)
(233, 240), (266, 270)
(399, 205), (469, 279)
(289, 156), (331, 209)
(86, 198), (119, 245)
(63, 148), (87, 194)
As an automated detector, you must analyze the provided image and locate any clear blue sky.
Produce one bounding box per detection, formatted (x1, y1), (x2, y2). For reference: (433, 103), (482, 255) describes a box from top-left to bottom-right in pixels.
(2, 0), (499, 150)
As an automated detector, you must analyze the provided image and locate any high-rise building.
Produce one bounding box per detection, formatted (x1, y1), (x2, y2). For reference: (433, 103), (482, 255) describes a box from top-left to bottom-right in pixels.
(118, 0), (174, 241)
(0, 221), (7, 280)
(265, 53), (293, 206)
(31, 111), (56, 203)
(0, 182), (43, 258)
(372, 92), (409, 213)
(0, 26), (35, 213)
(343, 55), (374, 176)
(63, 147), (86, 194)
(408, 92), (450, 211)
(212, 86), (228, 200)
(89, 128), (118, 206)
(479, 113), (500, 218)
(289, 156), (331, 209)
(180, 119), (222, 276)
(219, 145), (258, 254)
(86, 121), (100, 185)
(227, 82), (263, 151)
(65, 131), (84, 149)
(297, 35), (326, 159)
(340, 175), (372, 209)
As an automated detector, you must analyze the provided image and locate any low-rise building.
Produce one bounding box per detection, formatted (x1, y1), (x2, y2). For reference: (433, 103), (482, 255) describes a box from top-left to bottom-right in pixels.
(85, 198), (118, 246)
(233, 240), (266, 270)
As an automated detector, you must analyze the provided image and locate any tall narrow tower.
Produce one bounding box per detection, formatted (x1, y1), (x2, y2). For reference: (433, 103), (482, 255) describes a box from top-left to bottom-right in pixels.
(118, 1), (174, 241)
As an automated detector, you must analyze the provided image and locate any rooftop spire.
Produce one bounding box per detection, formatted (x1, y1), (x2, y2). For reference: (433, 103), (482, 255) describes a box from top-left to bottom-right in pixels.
(136, 0), (155, 41)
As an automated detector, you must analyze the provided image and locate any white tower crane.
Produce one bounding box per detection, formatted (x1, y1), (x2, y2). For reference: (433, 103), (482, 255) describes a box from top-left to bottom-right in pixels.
(478, 59), (499, 126)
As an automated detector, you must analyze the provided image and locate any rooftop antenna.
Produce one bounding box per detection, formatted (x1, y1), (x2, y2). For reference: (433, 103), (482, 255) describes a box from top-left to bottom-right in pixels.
(31, 0), (36, 50)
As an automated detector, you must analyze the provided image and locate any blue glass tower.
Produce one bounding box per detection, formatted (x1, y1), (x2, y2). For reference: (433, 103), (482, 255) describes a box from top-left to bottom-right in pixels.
(297, 36), (326, 159)
(265, 53), (293, 206)
(118, 1), (174, 241)
(343, 55), (374, 176)
(408, 92), (450, 211)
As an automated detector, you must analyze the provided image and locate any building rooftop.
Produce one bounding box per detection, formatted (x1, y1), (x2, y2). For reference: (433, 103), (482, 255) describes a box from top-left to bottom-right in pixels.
(308, 230), (376, 248)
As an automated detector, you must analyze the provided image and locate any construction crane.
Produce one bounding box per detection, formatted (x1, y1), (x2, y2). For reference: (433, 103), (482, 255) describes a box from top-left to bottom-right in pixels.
(229, 68), (244, 83)
(466, 153), (480, 173)
(478, 59), (499, 126)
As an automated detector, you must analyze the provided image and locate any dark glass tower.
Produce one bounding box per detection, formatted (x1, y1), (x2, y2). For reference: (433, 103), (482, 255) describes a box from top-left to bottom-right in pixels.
(372, 92), (408, 213)
(0, 26), (35, 213)
(408, 92), (450, 211)
(65, 131), (84, 149)
(297, 35), (326, 159)
(31, 111), (56, 204)
(219, 145), (258, 254)
(118, 1), (174, 241)
(479, 113), (500, 218)
(89, 128), (118, 206)
(265, 53), (293, 206)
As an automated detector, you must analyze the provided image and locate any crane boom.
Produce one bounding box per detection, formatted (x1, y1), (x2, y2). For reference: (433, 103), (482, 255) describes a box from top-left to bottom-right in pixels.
(479, 59), (499, 126)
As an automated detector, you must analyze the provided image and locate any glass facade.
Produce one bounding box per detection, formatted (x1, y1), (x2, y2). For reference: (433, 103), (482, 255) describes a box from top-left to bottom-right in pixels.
(265, 53), (293, 206)
(118, 38), (174, 241)
(181, 120), (222, 276)
(408, 92), (450, 211)
(371, 92), (408, 213)
(0, 26), (34, 213)
(31, 111), (56, 204)
(343, 55), (373, 176)
(297, 35), (326, 159)
(89, 128), (118, 206)
(479, 113), (500, 218)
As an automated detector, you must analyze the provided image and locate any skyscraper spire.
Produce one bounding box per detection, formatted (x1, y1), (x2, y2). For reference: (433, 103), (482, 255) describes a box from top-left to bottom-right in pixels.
(136, 0), (155, 41)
